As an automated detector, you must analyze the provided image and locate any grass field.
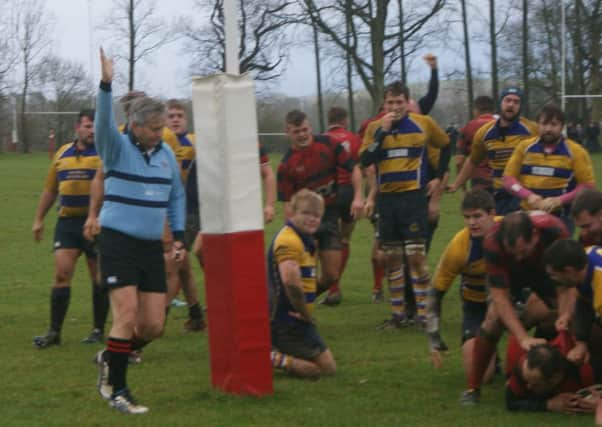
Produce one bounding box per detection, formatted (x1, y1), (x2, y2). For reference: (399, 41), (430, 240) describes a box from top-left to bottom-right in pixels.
(2, 152), (601, 426)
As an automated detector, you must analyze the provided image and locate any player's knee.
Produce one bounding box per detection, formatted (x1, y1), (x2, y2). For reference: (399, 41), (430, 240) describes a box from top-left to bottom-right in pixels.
(54, 269), (73, 286)
(138, 321), (164, 341)
(478, 325), (501, 342)
(319, 358), (337, 376)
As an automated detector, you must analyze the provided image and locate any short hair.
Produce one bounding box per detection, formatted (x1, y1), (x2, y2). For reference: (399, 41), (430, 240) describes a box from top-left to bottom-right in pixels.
(572, 189), (602, 217)
(383, 81), (410, 101)
(129, 97), (166, 127)
(542, 239), (588, 271)
(166, 99), (186, 111)
(285, 110), (307, 127)
(499, 211), (533, 247)
(461, 189), (495, 213)
(290, 189), (324, 214)
(120, 90), (146, 116)
(474, 96), (495, 114)
(536, 103), (565, 125)
(526, 344), (567, 380)
(328, 107), (348, 125)
(77, 109), (95, 123)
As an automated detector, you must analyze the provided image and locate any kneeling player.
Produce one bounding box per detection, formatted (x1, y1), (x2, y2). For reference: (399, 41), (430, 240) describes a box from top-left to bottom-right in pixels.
(432, 189), (498, 380)
(268, 190), (336, 378)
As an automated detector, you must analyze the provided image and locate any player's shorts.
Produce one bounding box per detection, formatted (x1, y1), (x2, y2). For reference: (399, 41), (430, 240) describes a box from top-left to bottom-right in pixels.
(271, 321), (328, 360)
(336, 184), (354, 224)
(184, 211), (201, 250)
(461, 300), (487, 343)
(98, 227), (166, 293)
(315, 207), (342, 251)
(493, 190), (521, 215)
(376, 190), (429, 245)
(53, 217), (97, 258)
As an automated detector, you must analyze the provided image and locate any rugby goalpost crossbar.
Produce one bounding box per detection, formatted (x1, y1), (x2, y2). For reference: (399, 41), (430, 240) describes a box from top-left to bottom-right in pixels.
(191, 0), (273, 396)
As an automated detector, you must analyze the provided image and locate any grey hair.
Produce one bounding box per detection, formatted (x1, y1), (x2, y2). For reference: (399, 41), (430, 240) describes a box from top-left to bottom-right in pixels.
(128, 97), (166, 127)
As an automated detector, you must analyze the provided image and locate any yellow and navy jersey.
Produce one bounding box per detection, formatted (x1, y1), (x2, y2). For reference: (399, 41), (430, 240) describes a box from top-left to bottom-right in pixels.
(44, 142), (102, 217)
(161, 128), (196, 182)
(267, 222), (317, 324)
(433, 217), (502, 303)
(359, 112), (449, 193)
(579, 246), (602, 317)
(469, 117), (538, 190)
(504, 137), (594, 209)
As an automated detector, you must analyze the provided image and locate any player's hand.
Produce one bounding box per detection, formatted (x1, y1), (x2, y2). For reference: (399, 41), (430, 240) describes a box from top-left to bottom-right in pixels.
(547, 393), (587, 414)
(540, 197), (563, 213)
(263, 204), (275, 224)
(554, 313), (571, 331)
(423, 53), (437, 69)
(567, 341), (590, 365)
(428, 200), (440, 223)
(446, 182), (459, 193)
(99, 47), (113, 83)
(426, 178), (440, 197)
(519, 336), (546, 351)
(381, 112), (399, 132)
(287, 311), (314, 324)
(32, 219), (43, 242)
(364, 198), (375, 218)
(526, 193), (544, 210)
(83, 216), (100, 241)
(171, 242), (187, 262)
(351, 197), (364, 220)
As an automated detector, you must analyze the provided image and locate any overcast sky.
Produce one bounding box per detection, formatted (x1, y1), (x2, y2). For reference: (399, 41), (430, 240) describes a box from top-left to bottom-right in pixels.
(45, 0), (482, 99)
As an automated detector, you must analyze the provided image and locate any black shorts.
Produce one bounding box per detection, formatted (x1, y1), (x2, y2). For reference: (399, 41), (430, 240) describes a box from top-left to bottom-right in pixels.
(271, 321), (328, 360)
(53, 217), (97, 258)
(336, 184), (354, 224)
(184, 211), (201, 250)
(377, 191), (429, 245)
(315, 207), (342, 251)
(461, 300), (487, 344)
(98, 227), (166, 293)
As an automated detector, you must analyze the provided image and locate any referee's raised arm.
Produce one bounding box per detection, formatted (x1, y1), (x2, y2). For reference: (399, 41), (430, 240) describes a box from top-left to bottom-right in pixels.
(95, 48), (122, 166)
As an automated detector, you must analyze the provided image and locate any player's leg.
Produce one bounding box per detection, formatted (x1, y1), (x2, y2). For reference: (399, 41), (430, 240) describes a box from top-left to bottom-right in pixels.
(82, 251), (109, 344)
(316, 210), (343, 304)
(192, 232), (204, 267)
(270, 322), (327, 379)
(34, 246), (80, 348)
(179, 212), (205, 331)
(371, 213), (385, 302)
(313, 349), (336, 376)
(461, 302), (496, 386)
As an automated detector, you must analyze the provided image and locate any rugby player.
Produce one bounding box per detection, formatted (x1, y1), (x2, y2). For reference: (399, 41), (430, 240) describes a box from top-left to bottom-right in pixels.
(32, 109), (108, 347)
(461, 211), (571, 404)
(448, 87), (538, 214)
(277, 110), (364, 300)
(93, 48), (185, 414)
(503, 104), (595, 231)
(359, 80), (449, 329)
(268, 189), (336, 378)
(572, 189), (602, 246)
(432, 189), (499, 380)
(321, 106), (363, 306)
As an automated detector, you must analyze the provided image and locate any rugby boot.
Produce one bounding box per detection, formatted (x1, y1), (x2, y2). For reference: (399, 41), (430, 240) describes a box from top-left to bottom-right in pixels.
(33, 329), (61, 349)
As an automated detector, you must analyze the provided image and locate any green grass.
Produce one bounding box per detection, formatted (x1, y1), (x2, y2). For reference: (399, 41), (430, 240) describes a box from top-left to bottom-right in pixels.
(1, 152), (601, 426)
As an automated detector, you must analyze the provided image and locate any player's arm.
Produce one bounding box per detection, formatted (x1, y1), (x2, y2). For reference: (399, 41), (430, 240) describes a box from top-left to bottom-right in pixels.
(359, 122), (386, 167)
(260, 162), (276, 223)
(166, 148), (186, 258)
(83, 168), (104, 241)
(418, 54), (438, 115)
(555, 285), (578, 332)
(279, 260), (312, 322)
(33, 160), (59, 242)
(277, 162), (294, 219)
(501, 143), (542, 208)
(350, 164), (364, 219)
(364, 165), (378, 217)
(555, 145), (596, 206)
(448, 128), (487, 192)
(432, 236), (465, 316)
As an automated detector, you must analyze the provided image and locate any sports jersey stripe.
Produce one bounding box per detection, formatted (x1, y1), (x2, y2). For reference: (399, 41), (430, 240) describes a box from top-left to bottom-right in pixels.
(519, 165), (573, 179)
(105, 170), (172, 184)
(305, 292), (316, 303)
(487, 148), (515, 159)
(379, 170), (418, 183)
(531, 188), (565, 198)
(57, 169), (97, 181)
(60, 194), (90, 207)
(300, 266), (316, 278)
(462, 283), (486, 292)
(59, 145), (98, 159)
(104, 194), (169, 208)
(380, 146), (423, 160)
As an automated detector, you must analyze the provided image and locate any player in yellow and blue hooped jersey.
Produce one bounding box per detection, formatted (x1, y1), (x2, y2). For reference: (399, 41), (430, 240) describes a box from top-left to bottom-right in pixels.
(503, 104), (595, 232)
(432, 189), (501, 381)
(32, 109), (109, 348)
(449, 87), (538, 215)
(360, 80), (449, 330)
(268, 189), (336, 379)
(543, 240), (602, 367)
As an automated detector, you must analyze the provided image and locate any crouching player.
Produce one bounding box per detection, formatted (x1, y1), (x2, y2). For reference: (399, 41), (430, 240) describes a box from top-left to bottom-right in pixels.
(268, 189), (336, 378)
(431, 189), (499, 379)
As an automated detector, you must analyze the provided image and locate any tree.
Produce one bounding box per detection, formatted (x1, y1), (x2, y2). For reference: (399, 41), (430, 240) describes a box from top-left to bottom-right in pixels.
(0, 0), (17, 99)
(100, 0), (172, 91)
(13, 0), (53, 153)
(300, 0), (446, 113)
(180, 0), (296, 81)
(460, 0), (474, 115)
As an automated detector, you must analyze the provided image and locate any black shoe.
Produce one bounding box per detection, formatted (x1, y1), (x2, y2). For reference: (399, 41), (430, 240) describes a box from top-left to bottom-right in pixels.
(319, 291), (342, 306)
(33, 330), (60, 349)
(184, 317), (206, 332)
(110, 388), (148, 414)
(81, 328), (104, 344)
(460, 388), (480, 405)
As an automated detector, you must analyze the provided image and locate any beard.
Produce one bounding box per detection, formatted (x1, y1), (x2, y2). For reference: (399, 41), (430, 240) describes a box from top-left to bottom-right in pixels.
(501, 109), (519, 122)
(540, 133), (560, 145)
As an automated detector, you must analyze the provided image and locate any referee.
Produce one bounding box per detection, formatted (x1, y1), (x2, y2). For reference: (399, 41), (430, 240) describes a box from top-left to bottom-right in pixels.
(93, 48), (185, 414)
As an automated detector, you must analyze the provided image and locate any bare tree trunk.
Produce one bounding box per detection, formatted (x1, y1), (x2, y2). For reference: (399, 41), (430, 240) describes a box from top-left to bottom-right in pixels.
(20, 78), (28, 153)
(129, 0), (135, 91)
(572, 1), (588, 120)
(345, 0), (355, 130)
(586, 0), (602, 123)
(398, 0), (406, 82)
(461, 0), (474, 115)
(522, 0), (529, 116)
(313, 24), (324, 132)
(490, 0), (499, 100)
